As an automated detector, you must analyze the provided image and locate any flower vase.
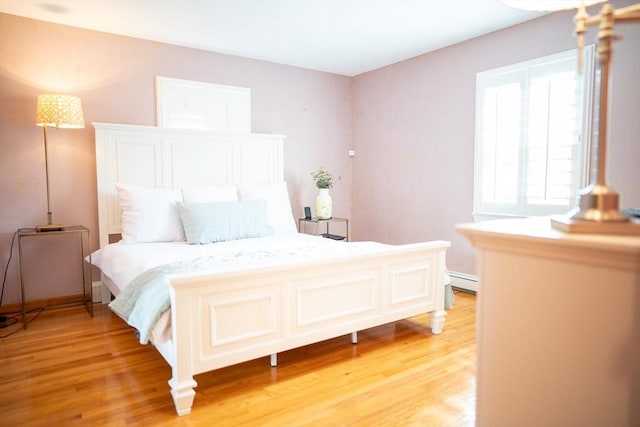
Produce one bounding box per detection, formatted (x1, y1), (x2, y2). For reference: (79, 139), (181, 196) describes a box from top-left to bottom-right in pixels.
(316, 188), (332, 219)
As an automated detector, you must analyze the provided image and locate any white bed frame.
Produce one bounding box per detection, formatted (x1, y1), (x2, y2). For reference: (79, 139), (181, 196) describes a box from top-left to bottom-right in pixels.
(94, 122), (450, 415)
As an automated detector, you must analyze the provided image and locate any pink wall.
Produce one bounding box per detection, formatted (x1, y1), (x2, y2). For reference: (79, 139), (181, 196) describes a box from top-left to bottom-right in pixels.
(1, 2), (638, 305)
(0, 13), (353, 304)
(351, 1), (640, 274)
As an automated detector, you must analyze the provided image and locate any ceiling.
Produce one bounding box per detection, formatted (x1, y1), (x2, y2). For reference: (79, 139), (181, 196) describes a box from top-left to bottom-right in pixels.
(0, 0), (548, 76)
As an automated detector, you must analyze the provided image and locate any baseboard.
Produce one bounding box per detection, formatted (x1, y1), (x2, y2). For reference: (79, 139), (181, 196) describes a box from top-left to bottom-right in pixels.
(449, 271), (478, 293)
(0, 293), (93, 312)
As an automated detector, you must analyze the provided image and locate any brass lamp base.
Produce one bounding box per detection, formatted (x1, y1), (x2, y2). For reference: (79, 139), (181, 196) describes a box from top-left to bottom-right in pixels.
(551, 185), (640, 235)
(569, 185), (628, 222)
(551, 215), (640, 235)
(36, 224), (65, 232)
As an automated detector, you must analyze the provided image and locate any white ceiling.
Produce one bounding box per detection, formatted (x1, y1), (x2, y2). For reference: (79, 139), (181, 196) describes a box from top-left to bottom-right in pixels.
(0, 0), (547, 76)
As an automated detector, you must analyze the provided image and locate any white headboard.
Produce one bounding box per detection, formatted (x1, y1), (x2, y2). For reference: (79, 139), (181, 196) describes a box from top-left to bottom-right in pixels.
(93, 122), (285, 248)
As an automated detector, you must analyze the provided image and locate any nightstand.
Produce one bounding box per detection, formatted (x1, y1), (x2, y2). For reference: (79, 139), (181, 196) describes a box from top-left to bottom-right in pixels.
(298, 217), (349, 241)
(17, 225), (93, 328)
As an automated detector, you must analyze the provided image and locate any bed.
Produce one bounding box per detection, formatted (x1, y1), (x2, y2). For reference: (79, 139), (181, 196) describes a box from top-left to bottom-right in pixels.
(92, 122), (450, 415)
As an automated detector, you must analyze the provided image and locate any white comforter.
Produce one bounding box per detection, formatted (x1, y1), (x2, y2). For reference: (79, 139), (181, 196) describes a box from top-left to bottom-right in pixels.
(92, 233), (394, 343)
(92, 233), (391, 292)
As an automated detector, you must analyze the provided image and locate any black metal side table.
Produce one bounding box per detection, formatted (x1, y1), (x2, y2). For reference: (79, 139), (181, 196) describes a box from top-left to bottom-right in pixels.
(17, 225), (93, 329)
(298, 217), (349, 241)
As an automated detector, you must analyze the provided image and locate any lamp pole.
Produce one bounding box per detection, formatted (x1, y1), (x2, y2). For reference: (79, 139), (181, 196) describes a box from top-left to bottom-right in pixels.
(551, 1), (640, 233)
(42, 124), (53, 226)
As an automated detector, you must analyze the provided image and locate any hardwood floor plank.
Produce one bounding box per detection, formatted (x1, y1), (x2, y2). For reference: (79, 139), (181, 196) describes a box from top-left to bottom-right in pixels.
(0, 290), (475, 426)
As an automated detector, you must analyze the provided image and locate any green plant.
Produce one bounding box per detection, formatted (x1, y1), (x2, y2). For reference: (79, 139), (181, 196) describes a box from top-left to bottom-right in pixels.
(311, 167), (333, 189)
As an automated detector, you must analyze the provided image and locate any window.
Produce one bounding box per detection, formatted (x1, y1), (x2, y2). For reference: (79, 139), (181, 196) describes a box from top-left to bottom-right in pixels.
(473, 46), (595, 220)
(155, 76), (251, 133)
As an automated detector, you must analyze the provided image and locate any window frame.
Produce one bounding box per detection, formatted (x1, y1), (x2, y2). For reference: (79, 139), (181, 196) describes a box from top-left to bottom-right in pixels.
(472, 46), (596, 221)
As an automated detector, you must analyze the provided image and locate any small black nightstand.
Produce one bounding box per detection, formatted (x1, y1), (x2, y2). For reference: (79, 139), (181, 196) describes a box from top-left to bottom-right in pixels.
(17, 225), (93, 329)
(298, 217), (349, 241)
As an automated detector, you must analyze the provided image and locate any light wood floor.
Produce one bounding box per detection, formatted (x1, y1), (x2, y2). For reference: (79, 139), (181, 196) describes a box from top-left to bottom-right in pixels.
(0, 290), (476, 426)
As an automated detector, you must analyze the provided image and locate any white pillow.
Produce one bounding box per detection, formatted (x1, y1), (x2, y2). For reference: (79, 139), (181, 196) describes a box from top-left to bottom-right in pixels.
(237, 182), (297, 234)
(182, 185), (238, 203)
(177, 200), (274, 244)
(116, 183), (185, 244)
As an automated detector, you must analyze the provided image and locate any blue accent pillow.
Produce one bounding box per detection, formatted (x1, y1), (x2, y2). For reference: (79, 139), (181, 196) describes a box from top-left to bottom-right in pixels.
(177, 200), (274, 244)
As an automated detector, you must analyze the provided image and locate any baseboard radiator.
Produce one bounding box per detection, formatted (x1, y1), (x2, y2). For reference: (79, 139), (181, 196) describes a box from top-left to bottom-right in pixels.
(449, 271), (478, 293)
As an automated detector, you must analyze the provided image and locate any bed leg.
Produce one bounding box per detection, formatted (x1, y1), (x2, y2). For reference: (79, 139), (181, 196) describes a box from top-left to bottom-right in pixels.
(351, 331), (358, 344)
(270, 353), (278, 367)
(169, 377), (197, 416)
(430, 310), (447, 334)
(100, 282), (112, 304)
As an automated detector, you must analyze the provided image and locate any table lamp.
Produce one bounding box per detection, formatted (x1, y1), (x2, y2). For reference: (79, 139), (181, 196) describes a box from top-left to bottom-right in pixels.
(504, 0), (640, 234)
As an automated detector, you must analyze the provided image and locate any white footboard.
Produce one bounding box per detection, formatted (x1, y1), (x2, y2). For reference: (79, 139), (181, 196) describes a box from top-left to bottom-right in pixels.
(165, 240), (449, 415)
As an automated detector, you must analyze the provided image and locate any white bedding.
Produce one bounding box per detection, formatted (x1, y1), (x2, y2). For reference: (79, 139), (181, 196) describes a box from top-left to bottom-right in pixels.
(92, 233), (391, 293)
(93, 233), (453, 345)
(93, 233), (402, 343)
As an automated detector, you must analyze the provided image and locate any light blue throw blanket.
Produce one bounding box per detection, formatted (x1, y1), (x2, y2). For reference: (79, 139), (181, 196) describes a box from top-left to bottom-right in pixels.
(109, 244), (347, 344)
(109, 250), (286, 344)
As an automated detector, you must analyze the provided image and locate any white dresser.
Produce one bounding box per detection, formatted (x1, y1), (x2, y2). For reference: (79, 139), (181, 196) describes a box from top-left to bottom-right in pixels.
(458, 217), (640, 427)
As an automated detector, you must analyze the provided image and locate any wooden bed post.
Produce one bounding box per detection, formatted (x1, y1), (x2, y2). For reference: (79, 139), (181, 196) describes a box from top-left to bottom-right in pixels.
(169, 375), (197, 416)
(429, 311), (447, 334)
(168, 286), (197, 415)
(429, 250), (448, 334)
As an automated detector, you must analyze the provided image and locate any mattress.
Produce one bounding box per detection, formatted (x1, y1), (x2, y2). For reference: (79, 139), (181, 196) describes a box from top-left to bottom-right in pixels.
(92, 233), (453, 344)
(92, 233), (390, 293)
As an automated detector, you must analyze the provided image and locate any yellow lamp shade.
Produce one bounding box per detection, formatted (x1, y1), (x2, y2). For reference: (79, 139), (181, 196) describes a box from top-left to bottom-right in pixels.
(36, 93), (85, 128)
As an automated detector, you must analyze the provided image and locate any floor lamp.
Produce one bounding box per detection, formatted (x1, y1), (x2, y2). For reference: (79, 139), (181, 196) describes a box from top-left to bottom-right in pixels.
(35, 93), (85, 232)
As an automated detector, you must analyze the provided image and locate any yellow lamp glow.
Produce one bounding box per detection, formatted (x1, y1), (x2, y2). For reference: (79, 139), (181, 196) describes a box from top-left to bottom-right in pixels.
(36, 94), (84, 129)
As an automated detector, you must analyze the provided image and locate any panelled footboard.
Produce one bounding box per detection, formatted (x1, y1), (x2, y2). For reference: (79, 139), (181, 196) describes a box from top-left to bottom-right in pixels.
(164, 240), (449, 415)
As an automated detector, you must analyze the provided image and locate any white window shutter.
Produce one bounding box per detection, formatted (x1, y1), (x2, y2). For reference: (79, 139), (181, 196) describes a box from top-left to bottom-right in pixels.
(156, 76), (251, 133)
(474, 46), (595, 220)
